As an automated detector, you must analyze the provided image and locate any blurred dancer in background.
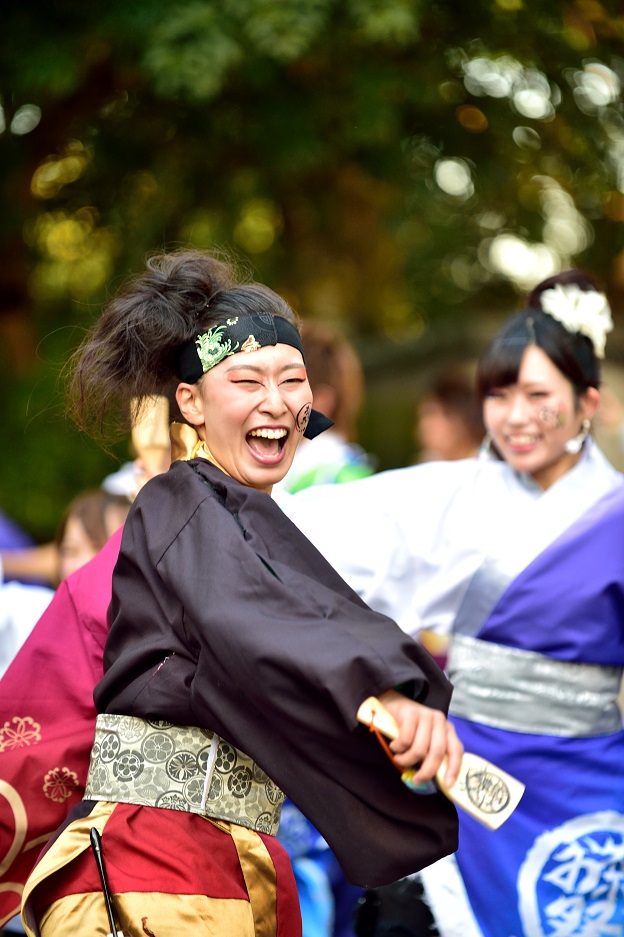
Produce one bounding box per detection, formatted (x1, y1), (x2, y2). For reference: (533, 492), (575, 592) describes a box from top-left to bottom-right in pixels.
(275, 321), (374, 494)
(414, 367), (484, 463)
(0, 490), (130, 587)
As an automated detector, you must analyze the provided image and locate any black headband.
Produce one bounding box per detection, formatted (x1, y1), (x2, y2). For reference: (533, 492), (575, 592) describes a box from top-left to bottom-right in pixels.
(176, 311), (332, 440)
(177, 312), (306, 384)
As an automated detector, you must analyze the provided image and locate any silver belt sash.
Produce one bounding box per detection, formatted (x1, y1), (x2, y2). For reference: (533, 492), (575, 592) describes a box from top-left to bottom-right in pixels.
(448, 634), (623, 737)
(85, 713), (284, 835)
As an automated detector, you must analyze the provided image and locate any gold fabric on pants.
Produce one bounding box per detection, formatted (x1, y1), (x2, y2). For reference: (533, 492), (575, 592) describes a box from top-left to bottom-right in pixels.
(22, 802), (281, 937)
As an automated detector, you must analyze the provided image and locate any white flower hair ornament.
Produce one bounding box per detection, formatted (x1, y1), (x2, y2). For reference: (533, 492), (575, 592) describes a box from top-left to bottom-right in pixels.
(538, 283), (613, 359)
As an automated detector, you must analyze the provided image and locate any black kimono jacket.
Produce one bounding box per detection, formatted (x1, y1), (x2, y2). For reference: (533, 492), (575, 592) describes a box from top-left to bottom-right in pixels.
(96, 458), (458, 887)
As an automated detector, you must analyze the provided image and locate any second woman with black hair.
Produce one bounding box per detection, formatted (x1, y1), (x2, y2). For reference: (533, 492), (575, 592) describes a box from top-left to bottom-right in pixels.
(281, 271), (624, 937)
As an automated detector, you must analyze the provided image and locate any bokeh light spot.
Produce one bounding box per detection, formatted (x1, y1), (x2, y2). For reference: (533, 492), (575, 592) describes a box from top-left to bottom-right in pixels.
(434, 159), (474, 199)
(45, 217), (91, 261)
(10, 104), (42, 136)
(31, 144), (89, 199)
(486, 234), (559, 289)
(26, 207), (120, 301)
(456, 105), (488, 133)
(233, 198), (282, 253)
(439, 81), (465, 104)
(570, 61), (621, 114)
(513, 88), (554, 120)
(512, 126), (542, 150)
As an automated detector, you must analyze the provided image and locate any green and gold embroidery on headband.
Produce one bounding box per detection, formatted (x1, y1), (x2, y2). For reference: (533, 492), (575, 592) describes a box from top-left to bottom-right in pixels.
(195, 325), (240, 372)
(195, 318), (266, 373)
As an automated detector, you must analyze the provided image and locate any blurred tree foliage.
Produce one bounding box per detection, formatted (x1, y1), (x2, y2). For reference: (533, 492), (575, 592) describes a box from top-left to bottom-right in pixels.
(1, 0), (624, 535)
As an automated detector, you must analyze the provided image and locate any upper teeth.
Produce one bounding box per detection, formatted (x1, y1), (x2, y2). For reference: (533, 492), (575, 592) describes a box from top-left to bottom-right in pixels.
(249, 428), (287, 439)
(508, 435), (536, 445)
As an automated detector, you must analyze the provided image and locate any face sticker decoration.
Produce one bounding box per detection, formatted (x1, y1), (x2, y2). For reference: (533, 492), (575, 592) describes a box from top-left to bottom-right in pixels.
(537, 406), (566, 429)
(296, 402), (312, 435)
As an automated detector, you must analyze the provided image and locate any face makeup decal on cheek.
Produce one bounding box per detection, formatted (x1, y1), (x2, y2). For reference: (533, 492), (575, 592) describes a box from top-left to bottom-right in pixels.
(296, 402), (312, 434)
(538, 406), (566, 429)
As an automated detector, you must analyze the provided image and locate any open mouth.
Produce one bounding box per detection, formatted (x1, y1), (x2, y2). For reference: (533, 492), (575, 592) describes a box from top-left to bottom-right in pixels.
(246, 427), (289, 463)
(506, 434), (539, 451)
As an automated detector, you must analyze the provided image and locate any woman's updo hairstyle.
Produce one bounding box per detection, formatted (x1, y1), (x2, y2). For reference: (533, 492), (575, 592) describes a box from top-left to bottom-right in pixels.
(477, 270), (604, 404)
(67, 249), (299, 441)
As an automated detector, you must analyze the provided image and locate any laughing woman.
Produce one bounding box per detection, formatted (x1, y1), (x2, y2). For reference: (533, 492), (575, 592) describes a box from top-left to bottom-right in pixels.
(20, 250), (461, 937)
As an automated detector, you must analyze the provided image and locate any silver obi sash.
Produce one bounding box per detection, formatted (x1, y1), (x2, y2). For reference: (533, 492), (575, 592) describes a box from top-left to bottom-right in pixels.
(85, 714), (284, 835)
(448, 634), (624, 737)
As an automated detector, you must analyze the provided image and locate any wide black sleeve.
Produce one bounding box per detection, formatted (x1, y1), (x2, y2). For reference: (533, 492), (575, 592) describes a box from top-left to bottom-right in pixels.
(99, 462), (458, 886)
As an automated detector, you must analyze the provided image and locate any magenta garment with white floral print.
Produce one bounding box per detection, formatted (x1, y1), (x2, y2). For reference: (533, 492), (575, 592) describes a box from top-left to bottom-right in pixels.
(0, 528), (122, 928)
